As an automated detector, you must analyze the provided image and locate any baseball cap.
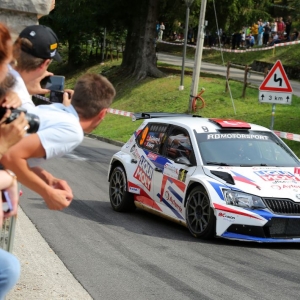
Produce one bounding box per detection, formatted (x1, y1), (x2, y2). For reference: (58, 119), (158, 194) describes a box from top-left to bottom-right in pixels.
(19, 25), (62, 62)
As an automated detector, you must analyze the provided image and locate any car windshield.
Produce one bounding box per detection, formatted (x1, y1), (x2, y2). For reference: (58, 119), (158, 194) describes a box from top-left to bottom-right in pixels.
(196, 130), (300, 167)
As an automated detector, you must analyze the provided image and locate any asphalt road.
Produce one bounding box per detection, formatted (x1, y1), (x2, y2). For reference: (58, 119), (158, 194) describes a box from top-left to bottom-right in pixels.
(20, 137), (300, 300)
(157, 52), (300, 97)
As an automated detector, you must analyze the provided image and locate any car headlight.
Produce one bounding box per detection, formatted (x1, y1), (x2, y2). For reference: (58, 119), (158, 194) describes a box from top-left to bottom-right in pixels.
(223, 190), (266, 209)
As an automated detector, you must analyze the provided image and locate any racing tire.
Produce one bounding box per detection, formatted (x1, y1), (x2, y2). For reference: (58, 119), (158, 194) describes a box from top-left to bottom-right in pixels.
(109, 166), (135, 212)
(185, 186), (215, 239)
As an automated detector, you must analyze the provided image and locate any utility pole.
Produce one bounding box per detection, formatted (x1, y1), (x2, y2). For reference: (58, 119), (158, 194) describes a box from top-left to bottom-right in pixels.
(188, 0), (208, 113)
(179, 0), (194, 91)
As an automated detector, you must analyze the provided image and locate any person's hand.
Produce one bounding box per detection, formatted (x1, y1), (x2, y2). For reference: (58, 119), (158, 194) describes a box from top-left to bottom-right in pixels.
(3, 178), (19, 218)
(26, 71), (54, 95)
(42, 187), (73, 210)
(63, 89), (74, 107)
(0, 111), (28, 156)
(31, 167), (73, 196)
(51, 178), (73, 195)
(1, 91), (22, 109)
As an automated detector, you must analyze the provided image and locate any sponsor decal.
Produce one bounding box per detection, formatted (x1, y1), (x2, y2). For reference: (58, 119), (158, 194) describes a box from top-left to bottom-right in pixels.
(50, 49), (56, 57)
(231, 171), (259, 188)
(50, 43), (58, 50)
(133, 156), (154, 191)
(271, 184), (300, 190)
(271, 185), (281, 190)
(145, 142), (155, 149)
(218, 212), (236, 222)
(147, 153), (158, 161)
(129, 187), (140, 194)
(207, 134), (268, 140)
(164, 190), (183, 213)
(178, 169), (188, 182)
(147, 135), (160, 143)
(254, 170), (300, 182)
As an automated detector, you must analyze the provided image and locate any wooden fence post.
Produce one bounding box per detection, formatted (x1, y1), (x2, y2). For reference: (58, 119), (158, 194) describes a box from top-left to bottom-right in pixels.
(242, 65), (250, 98)
(264, 67), (269, 78)
(225, 61), (231, 92)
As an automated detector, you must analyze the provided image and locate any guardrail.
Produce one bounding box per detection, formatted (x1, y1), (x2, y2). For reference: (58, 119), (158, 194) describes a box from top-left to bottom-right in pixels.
(0, 216), (17, 252)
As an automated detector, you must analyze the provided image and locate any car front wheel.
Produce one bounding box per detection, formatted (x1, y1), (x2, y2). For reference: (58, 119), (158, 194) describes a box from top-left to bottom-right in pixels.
(109, 165), (135, 212)
(185, 186), (215, 239)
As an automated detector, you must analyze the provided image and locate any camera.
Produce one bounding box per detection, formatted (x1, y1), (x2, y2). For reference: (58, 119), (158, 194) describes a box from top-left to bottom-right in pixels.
(50, 90), (71, 103)
(0, 107), (40, 134)
(40, 75), (65, 91)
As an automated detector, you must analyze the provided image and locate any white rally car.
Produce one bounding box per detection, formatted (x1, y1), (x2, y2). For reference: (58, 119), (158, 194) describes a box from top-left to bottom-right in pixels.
(108, 113), (300, 242)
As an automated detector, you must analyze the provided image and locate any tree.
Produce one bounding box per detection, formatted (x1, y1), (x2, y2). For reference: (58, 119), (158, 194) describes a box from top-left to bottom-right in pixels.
(121, 0), (164, 80)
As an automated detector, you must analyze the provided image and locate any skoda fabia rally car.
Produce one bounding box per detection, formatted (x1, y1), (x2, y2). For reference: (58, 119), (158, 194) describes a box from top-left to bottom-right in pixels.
(108, 113), (300, 242)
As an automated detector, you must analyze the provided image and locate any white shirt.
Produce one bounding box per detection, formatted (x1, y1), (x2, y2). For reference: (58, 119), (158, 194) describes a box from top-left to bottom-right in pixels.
(9, 67), (35, 111)
(26, 103), (84, 167)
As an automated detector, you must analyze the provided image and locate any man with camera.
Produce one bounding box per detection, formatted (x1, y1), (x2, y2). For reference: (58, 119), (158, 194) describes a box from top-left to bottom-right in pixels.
(10, 24), (62, 110)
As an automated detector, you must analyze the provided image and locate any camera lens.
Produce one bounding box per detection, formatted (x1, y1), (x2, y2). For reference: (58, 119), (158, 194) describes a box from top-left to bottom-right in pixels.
(25, 113), (40, 133)
(4, 109), (40, 134)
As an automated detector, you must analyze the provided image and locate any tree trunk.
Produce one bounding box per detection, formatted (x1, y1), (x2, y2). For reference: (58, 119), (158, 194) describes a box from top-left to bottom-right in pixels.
(122, 0), (164, 80)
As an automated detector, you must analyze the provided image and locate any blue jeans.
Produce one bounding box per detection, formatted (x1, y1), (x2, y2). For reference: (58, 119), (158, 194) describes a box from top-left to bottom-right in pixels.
(0, 249), (20, 300)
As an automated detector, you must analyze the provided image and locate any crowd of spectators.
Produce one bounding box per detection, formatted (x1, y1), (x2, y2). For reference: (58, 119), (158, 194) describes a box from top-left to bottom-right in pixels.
(0, 17), (116, 298)
(202, 16), (299, 49)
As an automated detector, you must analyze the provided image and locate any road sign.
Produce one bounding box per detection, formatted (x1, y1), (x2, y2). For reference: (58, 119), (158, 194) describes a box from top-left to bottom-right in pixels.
(259, 91), (292, 105)
(259, 60), (293, 93)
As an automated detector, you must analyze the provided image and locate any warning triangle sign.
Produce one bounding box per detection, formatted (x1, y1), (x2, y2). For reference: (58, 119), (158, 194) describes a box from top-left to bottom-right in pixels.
(259, 60), (293, 92)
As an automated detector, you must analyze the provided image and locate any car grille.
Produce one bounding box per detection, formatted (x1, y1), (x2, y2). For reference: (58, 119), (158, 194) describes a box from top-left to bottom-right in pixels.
(269, 218), (300, 238)
(263, 198), (300, 215)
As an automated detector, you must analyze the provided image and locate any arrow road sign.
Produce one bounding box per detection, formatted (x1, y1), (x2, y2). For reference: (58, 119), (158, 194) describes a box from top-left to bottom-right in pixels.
(259, 60), (293, 93)
(259, 91), (292, 104)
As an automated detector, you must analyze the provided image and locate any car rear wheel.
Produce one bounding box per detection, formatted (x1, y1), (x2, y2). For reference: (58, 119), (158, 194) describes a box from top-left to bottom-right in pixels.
(109, 166), (135, 212)
(185, 186), (215, 239)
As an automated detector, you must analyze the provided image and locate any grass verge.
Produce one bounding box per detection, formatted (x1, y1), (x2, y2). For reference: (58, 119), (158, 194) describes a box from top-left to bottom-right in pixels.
(52, 48), (300, 157)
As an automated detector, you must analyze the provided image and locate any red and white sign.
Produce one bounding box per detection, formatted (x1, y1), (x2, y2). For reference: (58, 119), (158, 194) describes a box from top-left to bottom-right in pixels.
(259, 60), (293, 93)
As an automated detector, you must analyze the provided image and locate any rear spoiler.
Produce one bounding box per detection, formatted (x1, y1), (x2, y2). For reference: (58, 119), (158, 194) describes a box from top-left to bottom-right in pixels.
(132, 112), (202, 121)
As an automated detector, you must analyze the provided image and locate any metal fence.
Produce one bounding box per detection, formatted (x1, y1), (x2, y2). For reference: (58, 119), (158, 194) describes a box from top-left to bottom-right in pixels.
(0, 216), (16, 252)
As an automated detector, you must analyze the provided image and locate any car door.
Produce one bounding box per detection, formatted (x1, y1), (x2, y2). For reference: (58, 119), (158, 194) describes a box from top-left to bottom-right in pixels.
(152, 126), (197, 221)
(133, 122), (170, 209)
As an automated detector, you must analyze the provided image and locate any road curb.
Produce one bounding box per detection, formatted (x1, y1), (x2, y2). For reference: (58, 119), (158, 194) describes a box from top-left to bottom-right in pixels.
(85, 133), (124, 147)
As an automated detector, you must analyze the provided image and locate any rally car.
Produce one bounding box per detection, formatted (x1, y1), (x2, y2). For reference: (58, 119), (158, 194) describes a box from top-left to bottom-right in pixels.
(107, 113), (300, 242)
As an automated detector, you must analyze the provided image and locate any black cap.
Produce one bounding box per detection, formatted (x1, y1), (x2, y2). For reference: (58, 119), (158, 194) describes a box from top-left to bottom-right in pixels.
(19, 25), (62, 62)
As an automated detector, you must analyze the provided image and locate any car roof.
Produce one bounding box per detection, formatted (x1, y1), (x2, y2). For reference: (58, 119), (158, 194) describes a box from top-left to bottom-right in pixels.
(143, 117), (270, 133)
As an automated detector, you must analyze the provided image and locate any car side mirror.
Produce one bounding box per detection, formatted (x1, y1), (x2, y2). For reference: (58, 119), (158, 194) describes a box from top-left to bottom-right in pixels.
(175, 157), (192, 166)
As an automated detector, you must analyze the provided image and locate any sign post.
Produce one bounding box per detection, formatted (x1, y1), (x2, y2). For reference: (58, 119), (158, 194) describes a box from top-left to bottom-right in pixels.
(259, 60), (293, 130)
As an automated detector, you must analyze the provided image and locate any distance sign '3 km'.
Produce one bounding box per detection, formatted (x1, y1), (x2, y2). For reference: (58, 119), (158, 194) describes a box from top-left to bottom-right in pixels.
(259, 60), (293, 105)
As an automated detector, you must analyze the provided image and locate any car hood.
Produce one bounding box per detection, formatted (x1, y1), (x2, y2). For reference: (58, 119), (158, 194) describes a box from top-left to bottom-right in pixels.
(203, 166), (300, 201)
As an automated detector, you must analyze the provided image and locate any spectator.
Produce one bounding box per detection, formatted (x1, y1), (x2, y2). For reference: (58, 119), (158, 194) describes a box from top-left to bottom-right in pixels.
(271, 18), (277, 34)
(10, 25), (62, 111)
(156, 21), (160, 39)
(292, 28), (299, 41)
(268, 32), (280, 46)
(258, 21), (264, 46)
(246, 33), (255, 48)
(1, 73), (116, 210)
(158, 22), (165, 41)
(285, 16), (292, 41)
(251, 22), (259, 44)
(0, 22), (29, 300)
(263, 22), (271, 46)
(241, 31), (246, 47)
(277, 17), (285, 38)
